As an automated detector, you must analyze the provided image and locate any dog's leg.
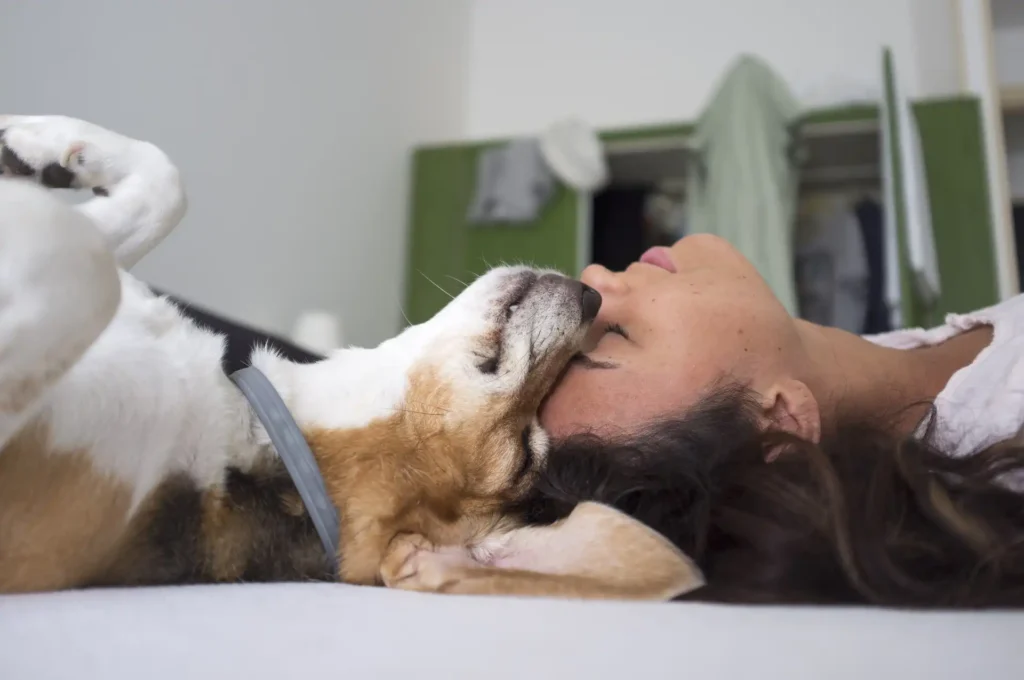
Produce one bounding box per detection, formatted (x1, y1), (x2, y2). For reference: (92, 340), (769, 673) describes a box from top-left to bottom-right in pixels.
(379, 503), (706, 601)
(0, 180), (121, 451)
(0, 115), (186, 270)
(380, 533), (668, 600)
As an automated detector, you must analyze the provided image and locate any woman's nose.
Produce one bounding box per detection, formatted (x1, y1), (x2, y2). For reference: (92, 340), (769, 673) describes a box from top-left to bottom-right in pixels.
(581, 264), (628, 297)
(580, 265), (627, 346)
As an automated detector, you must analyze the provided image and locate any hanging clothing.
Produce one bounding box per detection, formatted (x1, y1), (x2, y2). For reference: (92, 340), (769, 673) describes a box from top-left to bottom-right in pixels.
(855, 197), (891, 334)
(644, 189), (688, 239)
(685, 55), (802, 315)
(795, 196), (870, 333)
(466, 139), (556, 224)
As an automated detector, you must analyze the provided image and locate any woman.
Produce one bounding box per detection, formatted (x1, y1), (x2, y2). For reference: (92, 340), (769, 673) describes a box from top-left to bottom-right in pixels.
(518, 234), (1024, 607)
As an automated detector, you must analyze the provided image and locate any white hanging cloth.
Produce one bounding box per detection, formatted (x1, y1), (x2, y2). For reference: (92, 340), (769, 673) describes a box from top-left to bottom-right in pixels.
(880, 50), (941, 328)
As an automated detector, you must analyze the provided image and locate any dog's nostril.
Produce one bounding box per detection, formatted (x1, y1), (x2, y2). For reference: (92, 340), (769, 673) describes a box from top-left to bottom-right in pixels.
(580, 284), (602, 323)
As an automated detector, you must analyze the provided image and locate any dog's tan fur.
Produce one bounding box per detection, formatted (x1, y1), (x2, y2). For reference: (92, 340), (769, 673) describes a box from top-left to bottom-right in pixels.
(303, 363), (547, 585)
(0, 427), (132, 593)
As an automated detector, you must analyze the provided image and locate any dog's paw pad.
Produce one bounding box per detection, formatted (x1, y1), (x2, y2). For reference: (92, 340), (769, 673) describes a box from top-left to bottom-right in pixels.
(61, 142), (87, 170)
(39, 162), (76, 189)
(57, 142), (108, 191)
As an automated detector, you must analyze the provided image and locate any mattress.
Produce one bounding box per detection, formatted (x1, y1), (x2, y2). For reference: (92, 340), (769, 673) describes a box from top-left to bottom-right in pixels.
(2, 583), (1023, 679)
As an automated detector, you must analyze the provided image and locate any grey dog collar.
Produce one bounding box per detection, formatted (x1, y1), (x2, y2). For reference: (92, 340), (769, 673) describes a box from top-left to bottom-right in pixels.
(230, 366), (340, 576)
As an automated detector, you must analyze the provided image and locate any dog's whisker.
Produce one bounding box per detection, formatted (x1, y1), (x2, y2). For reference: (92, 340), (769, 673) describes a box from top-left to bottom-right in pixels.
(418, 270), (455, 300)
(391, 402), (450, 417)
(404, 400), (449, 412)
(445, 274), (469, 290)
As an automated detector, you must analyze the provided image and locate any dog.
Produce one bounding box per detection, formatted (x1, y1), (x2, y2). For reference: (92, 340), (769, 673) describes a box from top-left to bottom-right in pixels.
(0, 114), (702, 600)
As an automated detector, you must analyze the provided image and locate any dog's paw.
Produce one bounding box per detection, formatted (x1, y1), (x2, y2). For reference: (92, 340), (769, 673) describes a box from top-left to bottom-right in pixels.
(0, 115), (130, 192)
(379, 533), (478, 593)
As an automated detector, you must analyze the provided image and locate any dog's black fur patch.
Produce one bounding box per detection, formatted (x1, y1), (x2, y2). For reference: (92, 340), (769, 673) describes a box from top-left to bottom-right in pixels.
(40, 163), (76, 189)
(87, 456), (334, 587)
(0, 146), (34, 177)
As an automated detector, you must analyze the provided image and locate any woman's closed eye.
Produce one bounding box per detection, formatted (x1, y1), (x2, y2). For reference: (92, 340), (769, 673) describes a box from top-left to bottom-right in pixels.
(605, 323), (629, 340)
(570, 353), (617, 369)
(568, 323), (627, 370)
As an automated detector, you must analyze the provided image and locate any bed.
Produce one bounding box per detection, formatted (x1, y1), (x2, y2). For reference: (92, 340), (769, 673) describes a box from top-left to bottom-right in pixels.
(2, 583), (1024, 679)
(2, 296), (1023, 678)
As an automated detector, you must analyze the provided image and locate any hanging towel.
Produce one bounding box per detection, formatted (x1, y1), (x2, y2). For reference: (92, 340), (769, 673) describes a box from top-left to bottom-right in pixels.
(886, 49), (941, 308)
(466, 139), (556, 224)
(795, 196), (870, 333)
(685, 55), (802, 315)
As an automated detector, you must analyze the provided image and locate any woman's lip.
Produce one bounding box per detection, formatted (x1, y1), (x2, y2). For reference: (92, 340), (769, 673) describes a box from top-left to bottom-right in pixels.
(639, 246), (677, 273)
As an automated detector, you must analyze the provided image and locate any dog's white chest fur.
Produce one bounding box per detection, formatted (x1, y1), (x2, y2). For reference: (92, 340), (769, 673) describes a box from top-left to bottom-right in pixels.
(43, 274), (255, 507)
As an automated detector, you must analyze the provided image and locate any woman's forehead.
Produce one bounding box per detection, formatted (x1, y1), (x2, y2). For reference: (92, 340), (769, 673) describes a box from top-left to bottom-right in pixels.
(541, 362), (695, 437)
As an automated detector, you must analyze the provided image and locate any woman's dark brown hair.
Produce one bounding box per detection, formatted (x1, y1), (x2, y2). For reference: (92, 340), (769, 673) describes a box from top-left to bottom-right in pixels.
(514, 384), (1024, 607)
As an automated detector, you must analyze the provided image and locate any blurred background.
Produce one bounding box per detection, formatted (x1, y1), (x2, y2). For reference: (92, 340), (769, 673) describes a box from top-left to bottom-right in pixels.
(1, 1), (1020, 350)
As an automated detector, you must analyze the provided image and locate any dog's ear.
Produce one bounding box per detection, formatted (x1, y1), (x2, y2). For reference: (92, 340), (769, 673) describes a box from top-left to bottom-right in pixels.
(486, 501), (704, 600)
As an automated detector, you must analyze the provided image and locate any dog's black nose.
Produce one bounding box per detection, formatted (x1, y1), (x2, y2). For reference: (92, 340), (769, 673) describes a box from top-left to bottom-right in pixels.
(580, 283), (601, 323)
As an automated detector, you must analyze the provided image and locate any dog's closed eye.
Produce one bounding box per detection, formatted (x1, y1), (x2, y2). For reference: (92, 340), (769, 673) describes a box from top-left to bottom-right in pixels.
(517, 427), (534, 481)
(478, 355), (499, 374)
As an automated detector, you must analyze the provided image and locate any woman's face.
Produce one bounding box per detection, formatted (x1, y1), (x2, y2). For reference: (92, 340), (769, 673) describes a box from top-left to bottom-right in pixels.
(541, 234), (799, 438)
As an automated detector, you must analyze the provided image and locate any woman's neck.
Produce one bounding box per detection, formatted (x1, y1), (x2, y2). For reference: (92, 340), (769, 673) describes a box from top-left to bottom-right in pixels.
(794, 320), (993, 435)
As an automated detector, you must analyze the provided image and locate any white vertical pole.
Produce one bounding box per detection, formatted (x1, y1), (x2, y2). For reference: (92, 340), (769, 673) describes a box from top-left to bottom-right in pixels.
(957, 0), (1019, 299)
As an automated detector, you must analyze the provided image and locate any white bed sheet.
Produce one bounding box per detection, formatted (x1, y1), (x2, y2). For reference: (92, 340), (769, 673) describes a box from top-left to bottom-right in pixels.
(2, 583), (1023, 679)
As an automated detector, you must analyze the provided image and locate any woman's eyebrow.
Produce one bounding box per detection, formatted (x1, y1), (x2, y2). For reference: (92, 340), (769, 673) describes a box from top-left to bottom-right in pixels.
(572, 355), (617, 370)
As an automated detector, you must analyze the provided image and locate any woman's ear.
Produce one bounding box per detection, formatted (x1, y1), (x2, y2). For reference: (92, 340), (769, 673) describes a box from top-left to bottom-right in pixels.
(759, 378), (821, 455)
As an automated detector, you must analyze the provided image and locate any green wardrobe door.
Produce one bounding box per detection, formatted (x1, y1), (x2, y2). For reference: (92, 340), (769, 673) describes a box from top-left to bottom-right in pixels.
(405, 145), (477, 326)
(405, 143), (579, 326)
(913, 98), (999, 317)
(883, 48), (998, 325)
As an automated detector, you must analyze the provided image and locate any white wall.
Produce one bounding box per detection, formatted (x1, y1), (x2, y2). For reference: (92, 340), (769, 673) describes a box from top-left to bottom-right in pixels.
(993, 0), (1024, 86)
(1, 0), (972, 343)
(463, 0), (961, 138)
(0, 0), (471, 347)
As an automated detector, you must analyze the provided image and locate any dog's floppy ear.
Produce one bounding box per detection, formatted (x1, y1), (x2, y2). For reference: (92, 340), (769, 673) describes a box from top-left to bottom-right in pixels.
(486, 501), (704, 600)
